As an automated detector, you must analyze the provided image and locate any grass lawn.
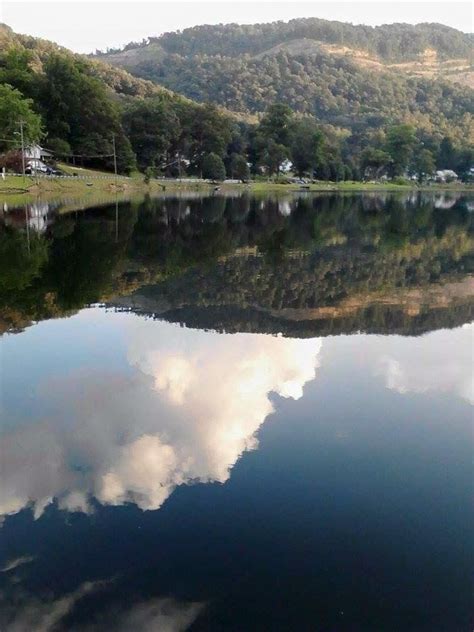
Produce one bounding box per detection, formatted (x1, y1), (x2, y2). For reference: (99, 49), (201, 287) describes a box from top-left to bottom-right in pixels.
(0, 171), (471, 207)
(247, 180), (474, 193)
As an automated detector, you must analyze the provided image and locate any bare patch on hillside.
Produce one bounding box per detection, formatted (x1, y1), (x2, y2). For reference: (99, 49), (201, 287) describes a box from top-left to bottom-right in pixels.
(101, 42), (166, 69)
(100, 37), (473, 89)
(252, 39), (473, 86)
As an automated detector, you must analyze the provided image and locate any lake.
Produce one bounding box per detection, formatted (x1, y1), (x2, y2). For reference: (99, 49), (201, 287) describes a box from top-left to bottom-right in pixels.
(0, 191), (473, 631)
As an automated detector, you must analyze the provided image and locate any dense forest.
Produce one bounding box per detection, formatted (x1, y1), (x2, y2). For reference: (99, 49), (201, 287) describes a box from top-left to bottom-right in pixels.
(0, 20), (473, 181)
(100, 19), (472, 62)
(130, 50), (472, 128)
(96, 19), (473, 147)
(1, 192), (473, 336)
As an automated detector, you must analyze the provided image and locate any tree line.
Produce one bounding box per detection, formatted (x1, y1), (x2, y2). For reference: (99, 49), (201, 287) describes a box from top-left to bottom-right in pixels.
(98, 19), (472, 62)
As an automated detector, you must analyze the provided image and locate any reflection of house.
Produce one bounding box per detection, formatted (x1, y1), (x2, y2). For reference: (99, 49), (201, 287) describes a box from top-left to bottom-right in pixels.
(278, 200), (292, 216)
(2, 201), (55, 232)
(24, 144), (53, 173)
(433, 195), (457, 210)
(28, 202), (54, 232)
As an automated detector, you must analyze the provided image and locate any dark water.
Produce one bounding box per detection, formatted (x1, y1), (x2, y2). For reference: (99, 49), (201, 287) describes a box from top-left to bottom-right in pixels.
(0, 192), (473, 631)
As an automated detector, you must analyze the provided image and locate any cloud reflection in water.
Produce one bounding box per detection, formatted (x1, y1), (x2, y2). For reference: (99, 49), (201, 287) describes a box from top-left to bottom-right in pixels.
(0, 315), (321, 519)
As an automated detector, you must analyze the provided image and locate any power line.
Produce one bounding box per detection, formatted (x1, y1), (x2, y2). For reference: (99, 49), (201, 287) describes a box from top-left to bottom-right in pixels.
(0, 139), (114, 160)
(42, 148), (115, 159)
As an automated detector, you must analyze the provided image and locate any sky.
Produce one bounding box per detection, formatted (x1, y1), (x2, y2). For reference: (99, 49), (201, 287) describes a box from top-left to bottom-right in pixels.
(0, 1), (472, 54)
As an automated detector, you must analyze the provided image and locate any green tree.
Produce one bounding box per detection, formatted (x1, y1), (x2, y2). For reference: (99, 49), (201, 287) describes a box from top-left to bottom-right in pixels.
(343, 164), (353, 181)
(202, 152), (226, 180)
(230, 153), (250, 181)
(143, 166), (155, 184)
(182, 103), (232, 173)
(123, 97), (180, 171)
(361, 147), (392, 179)
(456, 147), (474, 180)
(385, 124), (416, 176)
(41, 53), (135, 172)
(437, 136), (456, 169)
(258, 103), (293, 146)
(412, 148), (435, 182)
(0, 47), (37, 98)
(0, 84), (43, 152)
(260, 141), (289, 176)
(290, 118), (324, 177)
(330, 160), (345, 182)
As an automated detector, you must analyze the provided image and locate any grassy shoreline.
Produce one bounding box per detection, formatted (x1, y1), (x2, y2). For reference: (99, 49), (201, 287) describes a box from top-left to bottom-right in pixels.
(0, 172), (472, 207)
(0, 174), (216, 208)
(247, 181), (474, 193)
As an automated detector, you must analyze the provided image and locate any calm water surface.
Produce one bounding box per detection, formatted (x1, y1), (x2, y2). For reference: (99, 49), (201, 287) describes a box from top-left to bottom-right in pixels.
(0, 192), (473, 631)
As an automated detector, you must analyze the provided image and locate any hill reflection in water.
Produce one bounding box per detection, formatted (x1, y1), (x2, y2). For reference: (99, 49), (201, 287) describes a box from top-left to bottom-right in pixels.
(1, 190), (473, 336)
(0, 191), (472, 632)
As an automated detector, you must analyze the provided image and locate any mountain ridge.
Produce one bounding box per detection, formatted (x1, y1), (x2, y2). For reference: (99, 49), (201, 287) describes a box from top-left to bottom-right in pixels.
(91, 17), (474, 142)
(95, 18), (472, 61)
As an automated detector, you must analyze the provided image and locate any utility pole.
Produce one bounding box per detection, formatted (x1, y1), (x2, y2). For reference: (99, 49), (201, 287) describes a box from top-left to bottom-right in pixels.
(24, 204), (30, 254)
(19, 121), (26, 178)
(112, 135), (119, 242)
(115, 195), (119, 243)
(112, 134), (118, 189)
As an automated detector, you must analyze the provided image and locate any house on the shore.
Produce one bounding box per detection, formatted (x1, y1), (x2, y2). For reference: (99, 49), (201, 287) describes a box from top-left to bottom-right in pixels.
(434, 169), (458, 183)
(24, 144), (54, 173)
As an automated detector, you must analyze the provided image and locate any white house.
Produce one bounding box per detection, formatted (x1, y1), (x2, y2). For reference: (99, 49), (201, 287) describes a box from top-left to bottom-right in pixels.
(24, 144), (54, 173)
(280, 159), (293, 173)
(434, 169), (458, 183)
(25, 144), (53, 161)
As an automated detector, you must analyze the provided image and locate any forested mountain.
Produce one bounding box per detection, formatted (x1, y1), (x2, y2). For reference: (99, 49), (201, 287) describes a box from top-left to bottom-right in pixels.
(95, 19), (473, 136)
(0, 20), (473, 180)
(99, 19), (472, 64)
(127, 52), (472, 138)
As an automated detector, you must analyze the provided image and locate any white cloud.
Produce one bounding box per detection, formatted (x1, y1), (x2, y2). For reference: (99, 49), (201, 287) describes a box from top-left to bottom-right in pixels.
(0, 580), (110, 632)
(125, 324), (321, 489)
(0, 556), (35, 573)
(81, 597), (204, 632)
(376, 323), (473, 404)
(0, 322), (321, 519)
(0, 581), (202, 632)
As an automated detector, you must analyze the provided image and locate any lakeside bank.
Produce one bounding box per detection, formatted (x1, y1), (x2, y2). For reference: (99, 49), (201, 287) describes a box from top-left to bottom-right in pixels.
(0, 172), (472, 208)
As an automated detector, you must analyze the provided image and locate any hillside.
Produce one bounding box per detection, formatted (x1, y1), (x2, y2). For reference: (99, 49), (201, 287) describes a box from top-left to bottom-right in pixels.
(98, 19), (472, 63)
(0, 21), (472, 181)
(95, 19), (474, 141)
(0, 23), (171, 100)
(0, 24), (247, 174)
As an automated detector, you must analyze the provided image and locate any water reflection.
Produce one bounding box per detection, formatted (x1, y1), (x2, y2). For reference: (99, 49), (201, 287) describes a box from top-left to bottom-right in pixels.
(376, 324), (473, 403)
(1, 317), (472, 630)
(1, 309), (472, 522)
(1, 312), (320, 519)
(0, 191), (473, 336)
(0, 191), (473, 631)
(1, 581), (203, 632)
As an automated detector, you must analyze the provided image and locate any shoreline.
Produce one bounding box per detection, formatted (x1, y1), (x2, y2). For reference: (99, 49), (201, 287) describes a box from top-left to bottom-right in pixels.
(0, 174), (472, 208)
